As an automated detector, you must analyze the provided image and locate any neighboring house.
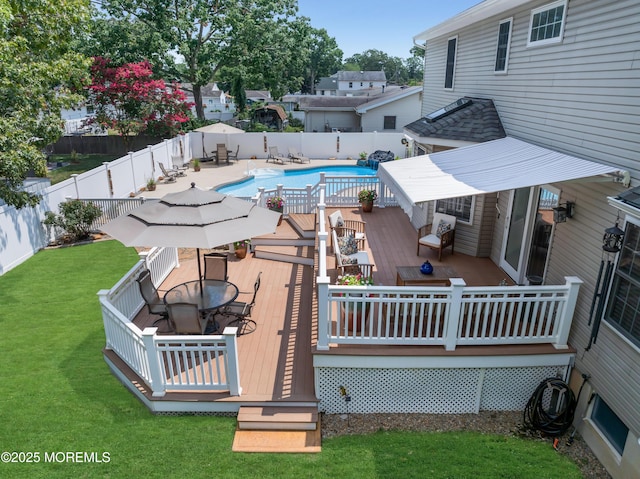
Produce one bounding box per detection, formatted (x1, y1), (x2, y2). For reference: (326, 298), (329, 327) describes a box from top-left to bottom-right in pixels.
(316, 70), (387, 96)
(393, 1), (640, 477)
(299, 86), (421, 133)
(183, 83), (234, 121)
(245, 90), (272, 105)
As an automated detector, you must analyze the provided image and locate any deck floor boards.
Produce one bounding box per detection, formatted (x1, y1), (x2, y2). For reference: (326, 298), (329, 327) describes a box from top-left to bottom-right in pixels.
(131, 206), (554, 405)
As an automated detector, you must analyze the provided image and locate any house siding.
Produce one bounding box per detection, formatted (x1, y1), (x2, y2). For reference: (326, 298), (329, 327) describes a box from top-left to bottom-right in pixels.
(419, 1), (640, 473)
(359, 94), (422, 133)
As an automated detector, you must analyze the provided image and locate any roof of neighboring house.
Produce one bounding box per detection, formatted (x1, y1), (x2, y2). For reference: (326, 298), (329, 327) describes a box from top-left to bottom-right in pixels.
(182, 83), (224, 97)
(316, 77), (338, 90)
(414, 0), (529, 43)
(337, 70), (386, 82)
(298, 96), (371, 111)
(404, 97), (506, 143)
(246, 90), (271, 101)
(355, 86), (422, 113)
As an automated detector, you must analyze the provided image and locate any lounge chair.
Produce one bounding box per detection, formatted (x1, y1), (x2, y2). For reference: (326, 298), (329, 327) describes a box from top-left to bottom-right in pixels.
(417, 212), (457, 260)
(288, 147), (310, 163)
(267, 146), (288, 164)
(171, 154), (189, 172)
(159, 162), (184, 182)
(166, 302), (216, 335)
(218, 272), (262, 336)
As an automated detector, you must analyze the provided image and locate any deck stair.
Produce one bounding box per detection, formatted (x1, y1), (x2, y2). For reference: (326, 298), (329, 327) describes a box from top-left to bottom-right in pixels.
(252, 214), (316, 266)
(232, 406), (321, 453)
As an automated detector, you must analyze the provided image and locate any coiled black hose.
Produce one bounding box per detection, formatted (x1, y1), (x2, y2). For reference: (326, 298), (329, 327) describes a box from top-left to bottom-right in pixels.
(523, 377), (577, 437)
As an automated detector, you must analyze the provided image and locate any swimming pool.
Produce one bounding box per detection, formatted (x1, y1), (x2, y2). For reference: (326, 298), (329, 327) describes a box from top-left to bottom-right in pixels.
(216, 165), (377, 196)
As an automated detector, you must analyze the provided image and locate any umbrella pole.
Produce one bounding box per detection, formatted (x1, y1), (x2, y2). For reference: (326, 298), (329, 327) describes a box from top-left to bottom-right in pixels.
(197, 248), (204, 296)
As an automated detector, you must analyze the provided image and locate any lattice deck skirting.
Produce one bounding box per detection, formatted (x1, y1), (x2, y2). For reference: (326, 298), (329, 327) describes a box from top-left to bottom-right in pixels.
(316, 365), (567, 414)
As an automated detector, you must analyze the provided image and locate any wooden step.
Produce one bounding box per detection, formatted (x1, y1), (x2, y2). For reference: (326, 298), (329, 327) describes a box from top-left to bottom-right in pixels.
(232, 428), (321, 453)
(233, 406), (321, 453)
(253, 245), (314, 265)
(288, 213), (316, 239)
(237, 406), (318, 431)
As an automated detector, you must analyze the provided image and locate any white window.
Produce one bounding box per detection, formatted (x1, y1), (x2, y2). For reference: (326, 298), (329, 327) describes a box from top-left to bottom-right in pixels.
(528, 0), (567, 47)
(444, 36), (457, 89)
(435, 196), (473, 224)
(495, 18), (512, 73)
(605, 219), (640, 348)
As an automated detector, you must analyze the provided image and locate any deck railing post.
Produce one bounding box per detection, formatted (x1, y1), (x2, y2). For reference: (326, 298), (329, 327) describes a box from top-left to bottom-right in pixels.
(554, 276), (583, 349)
(223, 327), (242, 396)
(317, 278), (331, 350)
(444, 278), (466, 351)
(141, 328), (166, 397)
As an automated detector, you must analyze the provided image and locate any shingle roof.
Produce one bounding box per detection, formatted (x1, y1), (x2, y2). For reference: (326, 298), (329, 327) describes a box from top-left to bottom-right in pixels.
(337, 71), (386, 82)
(298, 96), (370, 110)
(404, 97), (506, 143)
(316, 77), (338, 90)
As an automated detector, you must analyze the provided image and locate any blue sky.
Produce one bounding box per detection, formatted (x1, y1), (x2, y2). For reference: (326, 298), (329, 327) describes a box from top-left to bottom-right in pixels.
(297, 0), (482, 59)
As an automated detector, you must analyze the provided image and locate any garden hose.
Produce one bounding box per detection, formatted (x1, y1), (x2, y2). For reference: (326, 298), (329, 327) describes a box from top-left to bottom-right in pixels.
(523, 377), (577, 437)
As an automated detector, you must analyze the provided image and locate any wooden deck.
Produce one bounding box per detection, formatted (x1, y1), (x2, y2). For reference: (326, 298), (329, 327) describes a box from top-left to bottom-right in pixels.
(129, 206), (557, 406)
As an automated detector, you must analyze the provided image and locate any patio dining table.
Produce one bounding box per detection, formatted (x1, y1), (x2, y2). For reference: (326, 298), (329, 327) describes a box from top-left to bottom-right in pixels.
(164, 279), (239, 313)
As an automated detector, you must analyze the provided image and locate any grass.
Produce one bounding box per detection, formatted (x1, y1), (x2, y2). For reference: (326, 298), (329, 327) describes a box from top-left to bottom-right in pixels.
(0, 240), (583, 478)
(47, 154), (120, 184)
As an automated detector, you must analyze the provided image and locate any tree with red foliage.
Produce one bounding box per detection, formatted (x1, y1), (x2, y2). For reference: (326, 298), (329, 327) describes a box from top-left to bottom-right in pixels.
(87, 57), (192, 146)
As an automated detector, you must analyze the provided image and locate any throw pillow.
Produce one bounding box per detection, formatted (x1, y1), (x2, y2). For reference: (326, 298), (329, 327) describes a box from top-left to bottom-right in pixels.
(436, 220), (451, 238)
(337, 233), (358, 255)
(341, 256), (358, 265)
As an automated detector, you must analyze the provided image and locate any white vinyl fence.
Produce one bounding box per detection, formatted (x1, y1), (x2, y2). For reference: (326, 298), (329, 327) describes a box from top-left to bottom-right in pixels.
(1, 131), (404, 275)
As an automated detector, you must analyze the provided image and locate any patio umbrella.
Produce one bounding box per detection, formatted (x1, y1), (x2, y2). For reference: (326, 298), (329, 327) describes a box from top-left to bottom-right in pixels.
(195, 123), (244, 159)
(102, 183), (281, 289)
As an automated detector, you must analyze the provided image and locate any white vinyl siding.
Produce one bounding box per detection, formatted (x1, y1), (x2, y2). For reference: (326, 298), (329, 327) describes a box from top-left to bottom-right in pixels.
(495, 18), (513, 72)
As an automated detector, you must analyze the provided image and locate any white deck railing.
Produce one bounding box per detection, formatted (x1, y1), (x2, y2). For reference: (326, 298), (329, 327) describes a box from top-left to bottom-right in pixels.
(315, 186), (582, 351)
(98, 248), (242, 397)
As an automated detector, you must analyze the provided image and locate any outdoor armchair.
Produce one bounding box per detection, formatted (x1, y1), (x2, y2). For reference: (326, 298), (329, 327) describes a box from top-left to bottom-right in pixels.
(166, 302), (215, 335)
(136, 269), (173, 331)
(218, 272), (261, 336)
(417, 212), (457, 260)
(203, 252), (228, 281)
(328, 210), (366, 250)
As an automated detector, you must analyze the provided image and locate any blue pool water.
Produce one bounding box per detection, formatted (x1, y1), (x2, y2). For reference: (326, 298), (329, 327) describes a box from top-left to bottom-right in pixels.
(216, 165), (376, 196)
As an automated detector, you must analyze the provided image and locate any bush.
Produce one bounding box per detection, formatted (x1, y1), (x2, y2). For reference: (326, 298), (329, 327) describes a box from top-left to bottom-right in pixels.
(44, 200), (103, 241)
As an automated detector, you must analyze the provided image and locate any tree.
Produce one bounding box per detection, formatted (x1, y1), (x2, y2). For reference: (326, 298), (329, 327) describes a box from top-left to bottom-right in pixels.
(303, 27), (342, 94)
(344, 48), (423, 85)
(100, 0), (303, 120)
(87, 57), (192, 145)
(0, 0), (91, 208)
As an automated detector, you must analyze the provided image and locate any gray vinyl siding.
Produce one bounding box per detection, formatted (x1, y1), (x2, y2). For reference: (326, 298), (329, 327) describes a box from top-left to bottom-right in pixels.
(421, 0), (640, 179)
(419, 0), (640, 437)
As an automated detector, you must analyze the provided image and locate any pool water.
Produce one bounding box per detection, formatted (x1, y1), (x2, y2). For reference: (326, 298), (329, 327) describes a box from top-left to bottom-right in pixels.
(216, 165), (376, 196)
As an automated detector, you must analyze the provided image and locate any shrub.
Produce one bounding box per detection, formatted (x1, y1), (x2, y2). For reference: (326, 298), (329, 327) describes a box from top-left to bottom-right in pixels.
(43, 200), (102, 241)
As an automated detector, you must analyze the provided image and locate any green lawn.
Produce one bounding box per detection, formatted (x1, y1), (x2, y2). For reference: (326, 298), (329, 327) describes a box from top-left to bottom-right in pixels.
(47, 154), (120, 184)
(0, 241), (583, 478)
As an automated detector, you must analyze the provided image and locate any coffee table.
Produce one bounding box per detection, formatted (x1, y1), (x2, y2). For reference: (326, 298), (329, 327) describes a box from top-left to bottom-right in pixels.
(396, 265), (459, 286)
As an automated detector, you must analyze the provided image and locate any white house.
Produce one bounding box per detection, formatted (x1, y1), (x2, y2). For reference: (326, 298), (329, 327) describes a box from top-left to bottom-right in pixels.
(385, 1), (640, 477)
(316, 70), (387, 96)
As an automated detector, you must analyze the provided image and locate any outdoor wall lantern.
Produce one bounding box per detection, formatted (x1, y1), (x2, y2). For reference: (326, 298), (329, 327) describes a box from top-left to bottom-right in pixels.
(602, 221), (625, 253)
(552, 201), (575, 223)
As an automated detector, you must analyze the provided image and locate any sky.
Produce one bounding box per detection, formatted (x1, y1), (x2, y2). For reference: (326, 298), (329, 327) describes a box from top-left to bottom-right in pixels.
(297, 0), (483, 59)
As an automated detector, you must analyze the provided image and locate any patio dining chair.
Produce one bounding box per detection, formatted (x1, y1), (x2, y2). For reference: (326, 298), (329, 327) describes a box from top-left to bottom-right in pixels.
(136, 269), (173, 331)
(227, 145), (239, 162)
(218, 272), (262, 336)
(216, 143), (229, 165)
(203, 252), (228, 281)
(166, 302), (216, 335)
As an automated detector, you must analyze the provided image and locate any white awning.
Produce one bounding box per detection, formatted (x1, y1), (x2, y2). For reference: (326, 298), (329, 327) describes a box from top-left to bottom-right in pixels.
(377, 137), (624, 214)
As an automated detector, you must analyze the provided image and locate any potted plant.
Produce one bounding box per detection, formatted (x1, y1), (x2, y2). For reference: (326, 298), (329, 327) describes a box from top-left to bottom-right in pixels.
(146, 177), (157, 191)
(267, 196), (285, 226)
(358, 189), (378, 213)
(192, 159), (201, 172)
(359, 151), (368, 160)
(336, 273), (374, 333)
(233, 239), (250, 259)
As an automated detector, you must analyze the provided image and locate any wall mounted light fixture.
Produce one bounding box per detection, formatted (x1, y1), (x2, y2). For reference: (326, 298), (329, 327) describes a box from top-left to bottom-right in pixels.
(553, 201), (575, 223)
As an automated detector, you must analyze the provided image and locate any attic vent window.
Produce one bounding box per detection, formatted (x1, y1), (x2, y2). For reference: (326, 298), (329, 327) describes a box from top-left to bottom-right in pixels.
(424, 98), (472, 123)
